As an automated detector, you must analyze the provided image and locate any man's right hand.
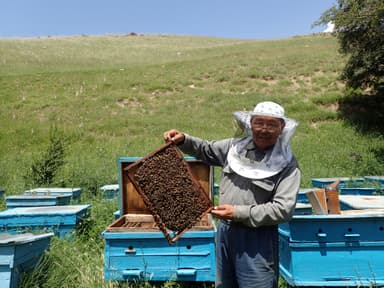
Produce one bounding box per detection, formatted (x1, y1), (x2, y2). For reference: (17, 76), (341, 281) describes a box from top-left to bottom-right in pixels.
(163, 129), (185, 145)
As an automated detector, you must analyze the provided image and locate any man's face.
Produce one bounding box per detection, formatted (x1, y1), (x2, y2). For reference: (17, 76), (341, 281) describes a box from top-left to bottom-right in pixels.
(250, 116), (285, 150)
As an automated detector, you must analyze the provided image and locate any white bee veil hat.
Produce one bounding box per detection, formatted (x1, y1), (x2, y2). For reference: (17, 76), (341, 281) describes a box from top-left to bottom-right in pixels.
(251, 101), (285, 118)
(230, 101), (298, 179)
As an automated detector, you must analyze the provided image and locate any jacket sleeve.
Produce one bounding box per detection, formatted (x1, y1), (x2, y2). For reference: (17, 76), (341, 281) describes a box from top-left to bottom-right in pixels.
(233, 168), (301, 227)
(178, 134), (232, 167)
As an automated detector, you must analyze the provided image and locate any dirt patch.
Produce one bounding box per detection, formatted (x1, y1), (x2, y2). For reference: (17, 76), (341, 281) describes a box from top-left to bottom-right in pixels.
(116, 97), (142, 108)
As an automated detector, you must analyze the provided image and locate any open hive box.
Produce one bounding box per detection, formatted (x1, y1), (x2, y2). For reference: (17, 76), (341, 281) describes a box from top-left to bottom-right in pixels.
(103, 143), (216, 282)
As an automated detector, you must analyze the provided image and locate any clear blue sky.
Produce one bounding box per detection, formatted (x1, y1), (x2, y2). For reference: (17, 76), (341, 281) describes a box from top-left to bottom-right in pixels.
(0, 0), (336, 39)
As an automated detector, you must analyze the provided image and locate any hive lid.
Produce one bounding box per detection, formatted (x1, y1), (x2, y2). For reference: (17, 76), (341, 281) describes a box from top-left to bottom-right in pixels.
(0, 205), (91, 216)
(0, 232), (54, 245)
(25, 187), (82, 193)
(339, 195), (384, 209)
(124, 142), (213, 243)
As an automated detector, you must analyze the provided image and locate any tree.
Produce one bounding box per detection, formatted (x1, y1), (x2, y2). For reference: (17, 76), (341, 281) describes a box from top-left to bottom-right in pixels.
(315, 0), (384, 92)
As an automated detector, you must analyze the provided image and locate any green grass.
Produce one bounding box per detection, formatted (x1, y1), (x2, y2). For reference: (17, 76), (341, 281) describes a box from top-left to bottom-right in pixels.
(0, 33), (383, 287)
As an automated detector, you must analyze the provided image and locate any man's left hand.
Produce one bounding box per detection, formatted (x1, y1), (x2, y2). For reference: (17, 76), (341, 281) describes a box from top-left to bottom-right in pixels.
(210, 204), (234, 220)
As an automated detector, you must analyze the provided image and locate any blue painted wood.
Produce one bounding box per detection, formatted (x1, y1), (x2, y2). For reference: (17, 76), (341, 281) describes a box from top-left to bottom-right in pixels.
(339, 187), (382, 196)
(5, 194), (71, 209)
(103, 156), (216, 282)
(0, 232), (54, 288)
(311, 177), (365, 188)
(100, 184), (119, 200)
(113, 210), (120, 220)
(24, 187), (82, 201)
(279, 211), (384, 242)
(279, 211), (384, 287)
(293, 203), (312, 215)
(364, 176), (384, 188)
(296, 188), (313, 203)
(0, 205), (91, 238)
(103, 228), (216, 282)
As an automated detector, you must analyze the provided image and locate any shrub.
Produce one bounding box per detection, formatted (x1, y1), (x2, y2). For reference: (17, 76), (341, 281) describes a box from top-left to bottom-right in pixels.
(24, 126), (67, 187)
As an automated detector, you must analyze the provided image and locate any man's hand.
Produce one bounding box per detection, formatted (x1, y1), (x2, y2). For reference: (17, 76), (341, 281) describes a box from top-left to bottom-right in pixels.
(210, 204), (234, 220)
(163, 129), (185, 145)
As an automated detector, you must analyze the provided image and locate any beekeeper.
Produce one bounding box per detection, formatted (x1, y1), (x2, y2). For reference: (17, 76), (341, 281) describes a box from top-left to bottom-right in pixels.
(163, 101), (301, 288)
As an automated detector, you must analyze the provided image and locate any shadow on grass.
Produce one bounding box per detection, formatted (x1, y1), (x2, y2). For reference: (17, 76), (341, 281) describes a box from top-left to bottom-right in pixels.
(338, 90), (384, 174)
(338, 89), (384, 134)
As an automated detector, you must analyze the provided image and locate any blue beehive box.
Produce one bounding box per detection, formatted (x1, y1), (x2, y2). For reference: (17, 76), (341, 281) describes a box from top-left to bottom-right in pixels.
(293, 203), (312, 215)
(339, 187), (382, 196)
(292, 188), (314, 215)
(279, 210), (384, 287)
(5, 194), (71, 209)
(311, 177), (365, 188)
(0, 205), (91, 238)
(113, 210), (120, 220)
(102, 156), (216, 282)
(296, 188), (313, 203)
(100, 184), (119, 200)
(364, 176), (384, 187)
(0, 232), (54, 288)
(24, 187), (82, 201)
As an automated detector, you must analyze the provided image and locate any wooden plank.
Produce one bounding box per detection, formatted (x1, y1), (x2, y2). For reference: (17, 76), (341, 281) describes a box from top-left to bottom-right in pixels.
(325, 188), (341, 214)
(325, 180), (341, 214)
(305, 189), (328, 214)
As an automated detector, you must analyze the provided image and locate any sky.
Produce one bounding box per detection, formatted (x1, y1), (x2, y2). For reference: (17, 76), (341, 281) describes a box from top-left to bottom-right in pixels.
(0, 0), (336, 40)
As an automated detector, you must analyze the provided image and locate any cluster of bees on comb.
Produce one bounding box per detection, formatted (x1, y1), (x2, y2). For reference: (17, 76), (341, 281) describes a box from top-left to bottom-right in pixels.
(134, 145), (212, 234)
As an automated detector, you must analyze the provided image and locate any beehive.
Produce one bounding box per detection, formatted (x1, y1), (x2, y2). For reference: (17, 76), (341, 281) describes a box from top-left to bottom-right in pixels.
(364, 176), (384, 187)
(279, 210), (384, 287)
(24, 187), (82, 201)
(5, 194), (71, 209)
(339, 187), (380, 195)
(100, 184), (119, 200)
(102, 146), (216, 282)
(0, 232), (54, 288)
(0, 205), (91, 238)
(311, 177), (365, 188)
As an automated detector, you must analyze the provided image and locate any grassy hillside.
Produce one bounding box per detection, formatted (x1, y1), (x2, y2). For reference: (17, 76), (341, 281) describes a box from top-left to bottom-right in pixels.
(0, 34), (383, 287)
